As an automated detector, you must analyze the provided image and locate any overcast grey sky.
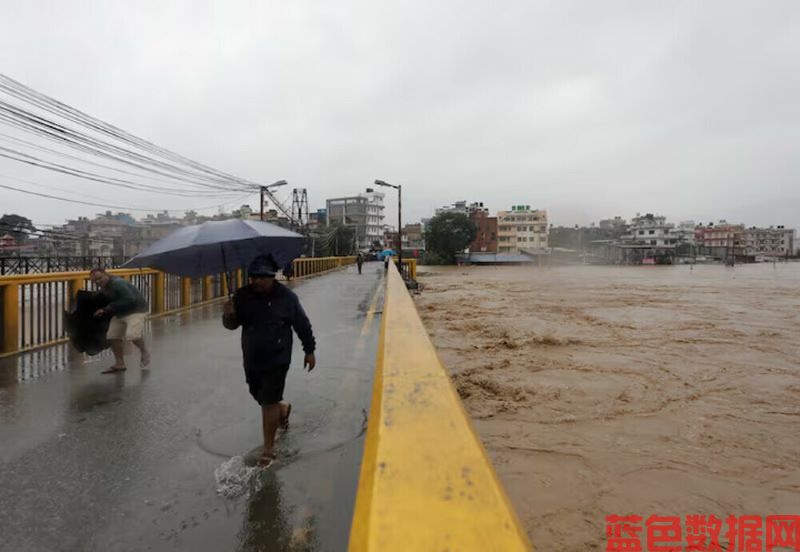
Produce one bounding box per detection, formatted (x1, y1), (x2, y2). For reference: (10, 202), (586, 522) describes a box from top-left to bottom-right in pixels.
(1, 0), (798, 229)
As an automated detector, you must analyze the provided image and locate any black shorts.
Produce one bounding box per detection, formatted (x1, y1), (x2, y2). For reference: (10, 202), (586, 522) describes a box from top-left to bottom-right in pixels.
(245, 364), (290, 405)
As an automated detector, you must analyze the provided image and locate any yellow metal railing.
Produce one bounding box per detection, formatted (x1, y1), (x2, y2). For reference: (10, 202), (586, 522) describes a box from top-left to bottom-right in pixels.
(393, 257), (417, 280)
(0, 256), (356, 357)
(293, 256), (356, 278)
(349, 263), (532, 551)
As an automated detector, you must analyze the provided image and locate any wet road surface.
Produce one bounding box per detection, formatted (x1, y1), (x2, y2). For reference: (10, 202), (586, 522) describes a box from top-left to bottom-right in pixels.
(0, 264), (385, 552)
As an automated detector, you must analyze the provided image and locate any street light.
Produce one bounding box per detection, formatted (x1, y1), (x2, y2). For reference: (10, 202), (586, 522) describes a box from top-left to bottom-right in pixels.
(261, 180), (288, 221)
(374, 179), (402, 268)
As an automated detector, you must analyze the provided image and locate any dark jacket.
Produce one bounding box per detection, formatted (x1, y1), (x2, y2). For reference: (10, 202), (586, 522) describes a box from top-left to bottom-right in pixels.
(222, 282), (315, 369)
(101, 277), (149, 317)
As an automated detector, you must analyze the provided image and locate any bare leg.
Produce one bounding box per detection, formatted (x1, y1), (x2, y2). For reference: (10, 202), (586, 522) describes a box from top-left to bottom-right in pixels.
(133, 338), (150, 367)
(260, 403), (282, 466)
(280, 402), (292, 428)
(103, 339), (126, 373)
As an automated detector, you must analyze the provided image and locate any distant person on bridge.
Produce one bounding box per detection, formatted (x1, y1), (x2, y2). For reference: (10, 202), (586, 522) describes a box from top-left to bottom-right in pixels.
(89, 268), (151, 373)
(282, 260), (294, 281)
(222, 254), (317, 468)
(356, 253), (364, 274)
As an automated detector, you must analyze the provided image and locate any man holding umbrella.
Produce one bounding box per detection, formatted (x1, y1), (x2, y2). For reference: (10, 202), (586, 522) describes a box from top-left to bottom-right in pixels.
(222, 254), (317, 468)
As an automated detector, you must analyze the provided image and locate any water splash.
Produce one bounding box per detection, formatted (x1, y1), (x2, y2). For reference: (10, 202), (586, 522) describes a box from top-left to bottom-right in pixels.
(214, 456), (260, 499)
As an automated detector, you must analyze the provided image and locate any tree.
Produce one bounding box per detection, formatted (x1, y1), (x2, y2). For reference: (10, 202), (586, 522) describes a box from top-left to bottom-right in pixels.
(424, 212), (476, 264)
(0, 214), (36, 244)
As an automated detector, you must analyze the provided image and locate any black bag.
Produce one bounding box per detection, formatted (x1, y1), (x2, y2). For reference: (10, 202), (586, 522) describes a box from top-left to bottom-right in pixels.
(64, 290), (111, 355)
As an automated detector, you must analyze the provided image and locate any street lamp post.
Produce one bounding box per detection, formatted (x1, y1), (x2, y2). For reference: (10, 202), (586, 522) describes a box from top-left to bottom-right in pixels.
(374, 179), (402, 268)
(260, 180), (288, 221)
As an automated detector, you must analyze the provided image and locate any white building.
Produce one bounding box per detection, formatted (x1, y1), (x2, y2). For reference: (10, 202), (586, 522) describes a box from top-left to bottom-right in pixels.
(326, 188), (385, 249)
(674, 220), (697, 246)
(435, 200), (469, 216)
(625, 213), (677, 247)
(742, 226), (795, 257)
(496, 205), (548, 254)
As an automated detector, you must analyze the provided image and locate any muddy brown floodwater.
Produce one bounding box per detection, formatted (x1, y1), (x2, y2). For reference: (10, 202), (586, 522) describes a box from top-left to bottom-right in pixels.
(414, 263), (800, 551)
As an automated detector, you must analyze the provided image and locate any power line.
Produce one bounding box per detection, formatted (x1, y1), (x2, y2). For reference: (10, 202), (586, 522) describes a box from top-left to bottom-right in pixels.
(0, 175), (254, 213)
(0, 75), (293, 217)
(0, 72), (295, 220)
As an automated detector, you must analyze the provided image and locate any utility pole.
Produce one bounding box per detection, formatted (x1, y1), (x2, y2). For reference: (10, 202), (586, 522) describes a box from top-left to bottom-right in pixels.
(260, 187), (265, 221)
(260, 180), (289, 222)
(291, 188), (310, 228)
(374, 179), (403, 268)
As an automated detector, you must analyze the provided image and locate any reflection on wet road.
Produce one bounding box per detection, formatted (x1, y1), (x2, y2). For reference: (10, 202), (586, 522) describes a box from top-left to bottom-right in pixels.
(0, 264), (385, 551)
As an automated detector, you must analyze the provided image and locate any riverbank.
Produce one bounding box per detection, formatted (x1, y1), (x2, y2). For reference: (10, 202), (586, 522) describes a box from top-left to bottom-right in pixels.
(415, 264), (800, 550)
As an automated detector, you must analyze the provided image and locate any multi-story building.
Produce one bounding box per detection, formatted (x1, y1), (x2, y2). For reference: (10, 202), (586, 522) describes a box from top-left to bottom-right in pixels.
(741, 226), (795, 257)
(435, 200), (490, 218)
(673, 221), (696, 246)
(308, 209), (327, 229)
(695, 221), (746, 259)
(695, 221), (745, 248)
(469, 207), (497, 253)
(122, 220), (182, 259)
(402, 222), (425, 251)
(326, 188), (385, 250)
(496, 205), (548, 254)
(435, 200), (469, 217)
(625, 213), (676, 247)
(383, 227), (399, 251)
(598, 216), (628, 232)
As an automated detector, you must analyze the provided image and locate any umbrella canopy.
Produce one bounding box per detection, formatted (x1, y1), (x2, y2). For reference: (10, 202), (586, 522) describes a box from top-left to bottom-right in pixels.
(123, 219), (305, 278)
(381, 249), (396, 256)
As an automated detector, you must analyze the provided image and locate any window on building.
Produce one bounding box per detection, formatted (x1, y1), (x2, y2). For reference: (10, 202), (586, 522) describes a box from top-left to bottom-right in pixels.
(639, 230), (644, 235)
(649, 230), (655, 235)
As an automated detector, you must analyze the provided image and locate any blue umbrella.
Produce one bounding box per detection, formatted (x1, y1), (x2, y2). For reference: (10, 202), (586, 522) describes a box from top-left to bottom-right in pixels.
(381, 249), (396, 257)
(123, 219), (304, 278)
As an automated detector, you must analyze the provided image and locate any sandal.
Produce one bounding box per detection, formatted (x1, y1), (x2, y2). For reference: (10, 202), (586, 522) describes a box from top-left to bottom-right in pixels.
(140, 353), (151, 368)
(101, 366), (127, 374)
(257, 453), (276, 469)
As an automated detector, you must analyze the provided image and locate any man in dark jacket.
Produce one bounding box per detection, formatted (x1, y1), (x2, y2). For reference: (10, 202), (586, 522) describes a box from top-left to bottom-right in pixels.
(222, 255), (316, 468)
(90, 268), (150, 373)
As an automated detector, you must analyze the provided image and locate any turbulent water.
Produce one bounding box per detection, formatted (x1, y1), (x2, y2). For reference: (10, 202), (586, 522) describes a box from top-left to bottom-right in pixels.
(416, 263), (800, 550)
(214, 456), (261, 499)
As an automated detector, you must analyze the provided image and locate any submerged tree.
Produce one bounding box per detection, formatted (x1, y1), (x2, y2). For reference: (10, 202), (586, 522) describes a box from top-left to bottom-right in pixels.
(424, 212), (476, 264)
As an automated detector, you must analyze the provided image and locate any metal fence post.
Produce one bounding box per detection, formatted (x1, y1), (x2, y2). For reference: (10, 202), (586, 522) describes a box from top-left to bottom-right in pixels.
(181, 278), (192, 308)
(1, 283), (19, 355)
(202, 276), (213, 302)
(152, 272), (166, 314)
(69, 278), (83, 309)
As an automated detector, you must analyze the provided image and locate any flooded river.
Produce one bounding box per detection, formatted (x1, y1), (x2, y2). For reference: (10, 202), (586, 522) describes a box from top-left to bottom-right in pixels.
(416, 263), (800, 550)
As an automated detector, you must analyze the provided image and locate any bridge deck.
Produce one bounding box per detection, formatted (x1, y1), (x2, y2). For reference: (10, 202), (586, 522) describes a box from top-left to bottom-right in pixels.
(0, 264), (385, 552)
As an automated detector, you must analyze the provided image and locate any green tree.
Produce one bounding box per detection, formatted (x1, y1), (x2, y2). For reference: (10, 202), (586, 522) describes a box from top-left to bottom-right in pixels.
(424, 212), (476, 264)
(0, 214), (36, 243)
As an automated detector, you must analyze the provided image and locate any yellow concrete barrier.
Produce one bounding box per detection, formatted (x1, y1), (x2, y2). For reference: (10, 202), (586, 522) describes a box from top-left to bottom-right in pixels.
(349, 263), (532, 551)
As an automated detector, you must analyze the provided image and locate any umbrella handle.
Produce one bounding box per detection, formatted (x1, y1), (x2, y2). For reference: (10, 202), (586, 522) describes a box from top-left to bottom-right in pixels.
(220, 243), (233, 298)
